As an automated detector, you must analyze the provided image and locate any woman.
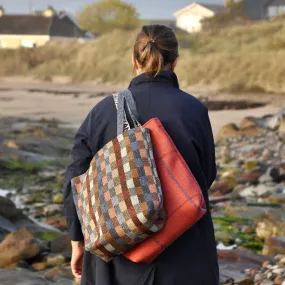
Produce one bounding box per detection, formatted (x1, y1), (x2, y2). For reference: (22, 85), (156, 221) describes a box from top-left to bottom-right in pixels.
(63, 25), (218, 285)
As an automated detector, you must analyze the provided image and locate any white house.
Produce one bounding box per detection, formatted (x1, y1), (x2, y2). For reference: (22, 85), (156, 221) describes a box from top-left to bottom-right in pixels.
(174, 2), (225, 33)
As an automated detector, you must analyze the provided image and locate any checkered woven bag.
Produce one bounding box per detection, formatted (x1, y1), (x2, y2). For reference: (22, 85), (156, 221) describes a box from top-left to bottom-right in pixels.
(71, 90), (165, 262)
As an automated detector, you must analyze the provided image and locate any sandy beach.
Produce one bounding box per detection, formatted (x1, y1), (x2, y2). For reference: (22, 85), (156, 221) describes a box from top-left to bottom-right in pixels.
(0, 79), (284, 137)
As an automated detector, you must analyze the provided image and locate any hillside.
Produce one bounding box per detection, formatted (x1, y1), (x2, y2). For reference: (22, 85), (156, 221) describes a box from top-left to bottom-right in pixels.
(0, 18), (285, 93)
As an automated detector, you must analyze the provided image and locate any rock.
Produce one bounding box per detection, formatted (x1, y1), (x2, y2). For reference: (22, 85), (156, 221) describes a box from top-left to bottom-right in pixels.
(241, 127), (266, 137)
(242, 226), (255, 234)
(0, 228), (40, 268)
(32, 262), (47, 271)
(266, 271), (274, 280)
(222, 154), (232, 164)
(263, 237), (285, 256)
(261, 149), (272, 161)
(209, 194), (232, 204)
(38, 170), (57, 180)
(44, 266), (73, 282)
(262, 260), (271, 268)
(50, 234), (71, 254)
(24, 196), (37, 205)
(218, 249), (273, 265)
(217, 123), (240, 140)
(3, 140), (19, 149)
(0, 268), (51, 285)
(240, 117), (259, 130)
(268, 194), (285, 204)
(244, 161), (259, 172)
(280, 256), (285, 264)
(278, 114), (285, 135)
(265, 111), (285, 130)
(254, 273), (265, 282)
(217, 121), (266, 141)
(236, 278), (254, 285)
(45, 217), (68, 230)
(46, 254), (66, 267)
(52, 194), (64, 204)
(238, 172), (262, 184)
(270, 164), (285, 182)
(239, 185), (273, 198)
(275, 276), (284, 285)
(43, 204), (63, 216)
(272, 268), (284, 275)
(210, 176), (237, 196)
(256, 219), (285, 240)
(259, 169), (274, 183)
(0, 197), (18, 220)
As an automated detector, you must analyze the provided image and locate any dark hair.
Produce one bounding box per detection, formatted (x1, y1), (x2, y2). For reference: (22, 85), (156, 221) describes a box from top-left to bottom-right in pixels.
(133, 25), (179, 76)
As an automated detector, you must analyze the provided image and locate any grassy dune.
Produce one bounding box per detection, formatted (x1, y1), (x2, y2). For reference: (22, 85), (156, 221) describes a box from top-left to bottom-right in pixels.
(0, 18), (285, 93)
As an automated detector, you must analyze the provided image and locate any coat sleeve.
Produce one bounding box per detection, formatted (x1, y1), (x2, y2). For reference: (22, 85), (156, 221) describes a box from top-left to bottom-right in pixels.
(201, 108), (217, 189)
(182, 106), (217, 191)
(62, 111), (94, 241)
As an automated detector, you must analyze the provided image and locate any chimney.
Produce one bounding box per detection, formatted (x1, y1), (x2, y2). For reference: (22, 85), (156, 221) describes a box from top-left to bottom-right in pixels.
(0, 6), (4, 17)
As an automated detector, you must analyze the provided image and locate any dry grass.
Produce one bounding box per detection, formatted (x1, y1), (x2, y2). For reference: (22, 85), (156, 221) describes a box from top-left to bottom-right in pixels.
(0, 18), (285, 93)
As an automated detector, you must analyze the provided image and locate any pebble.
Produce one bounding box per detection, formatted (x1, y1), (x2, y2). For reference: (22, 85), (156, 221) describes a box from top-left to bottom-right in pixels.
(272, 268), (284, 275)
(32, 262), (47, 271)
(275, 276), (284, 285)
(242, 226), (255, 234)
(254, 273), (265, 282)
(52, 193), (64, 204)
(46, 254), (66, 267)
(262, 260), (271, 268)
(280, 257), (285, 264)
(266, 272), (273, 279)
(43, 204), (62, 216)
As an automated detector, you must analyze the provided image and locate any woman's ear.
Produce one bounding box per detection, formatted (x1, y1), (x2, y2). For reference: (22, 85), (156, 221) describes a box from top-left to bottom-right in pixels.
(132, 54), (138, 70)
(132, 54), (141, 75)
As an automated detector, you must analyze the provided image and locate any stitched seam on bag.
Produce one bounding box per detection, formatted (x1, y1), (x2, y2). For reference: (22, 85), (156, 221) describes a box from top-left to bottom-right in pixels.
(166, 196), (204, 218)
(151, 236), (166, 249)
(152, 197), (206, 252)
(158, 155), (201, 210)
(145, 121), (202, 193)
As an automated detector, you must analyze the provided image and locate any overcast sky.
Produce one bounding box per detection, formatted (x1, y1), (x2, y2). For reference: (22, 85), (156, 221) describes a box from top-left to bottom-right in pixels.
(0, 0), (223, 19)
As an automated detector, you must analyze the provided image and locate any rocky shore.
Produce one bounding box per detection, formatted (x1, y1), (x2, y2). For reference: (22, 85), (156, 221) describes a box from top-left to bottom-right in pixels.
(0, 110), (284, 284)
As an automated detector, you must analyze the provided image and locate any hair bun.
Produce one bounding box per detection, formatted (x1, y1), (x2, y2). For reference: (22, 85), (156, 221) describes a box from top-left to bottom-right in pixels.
(134, 25), (179, 76)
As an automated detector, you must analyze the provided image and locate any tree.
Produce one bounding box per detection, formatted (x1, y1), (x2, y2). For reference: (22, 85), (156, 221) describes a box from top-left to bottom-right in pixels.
(78, 0), (140, 34)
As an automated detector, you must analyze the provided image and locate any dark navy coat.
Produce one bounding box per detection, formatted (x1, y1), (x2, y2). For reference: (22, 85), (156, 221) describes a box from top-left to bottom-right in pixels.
(63, 71), (219, 285)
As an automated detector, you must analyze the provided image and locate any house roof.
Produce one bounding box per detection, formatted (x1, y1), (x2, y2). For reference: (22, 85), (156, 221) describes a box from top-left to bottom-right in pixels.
(174, 2), (225, 17)
(0, 15), (52, 35)
(264, 0), (285, 6)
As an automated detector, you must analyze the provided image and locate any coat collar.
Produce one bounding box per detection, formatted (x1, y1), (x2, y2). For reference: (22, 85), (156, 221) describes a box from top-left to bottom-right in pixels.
(129, 70), (180, 89)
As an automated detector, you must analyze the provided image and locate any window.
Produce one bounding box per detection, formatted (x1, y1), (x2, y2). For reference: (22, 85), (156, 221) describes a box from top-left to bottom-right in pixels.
(20, 40), (36, 48)
(267, 5), (285, 18)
